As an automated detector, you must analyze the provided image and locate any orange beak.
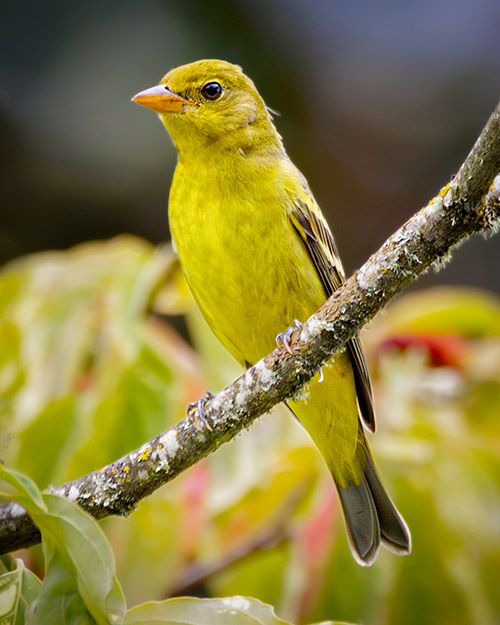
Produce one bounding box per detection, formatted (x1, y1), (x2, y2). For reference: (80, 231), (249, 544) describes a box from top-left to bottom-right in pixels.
(132, 84), (196, 113)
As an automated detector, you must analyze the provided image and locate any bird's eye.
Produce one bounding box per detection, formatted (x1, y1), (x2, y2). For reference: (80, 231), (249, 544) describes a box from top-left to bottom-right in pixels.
(201, 81), (223, 101)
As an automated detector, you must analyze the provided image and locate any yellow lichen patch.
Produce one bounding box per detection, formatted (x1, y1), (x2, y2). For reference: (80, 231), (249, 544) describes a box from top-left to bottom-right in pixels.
(426, 182), (451, 210)
(123, 465), (130, 473)
(139, 446), (152, 461)
(439, 182), (451, 197)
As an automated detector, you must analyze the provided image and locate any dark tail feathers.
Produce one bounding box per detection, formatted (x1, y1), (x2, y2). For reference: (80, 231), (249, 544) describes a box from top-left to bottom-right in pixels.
(336, 448), (411, 566)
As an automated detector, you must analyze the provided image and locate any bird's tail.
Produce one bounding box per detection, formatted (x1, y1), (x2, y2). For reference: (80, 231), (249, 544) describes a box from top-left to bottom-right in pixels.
(336, 442), (411, 566)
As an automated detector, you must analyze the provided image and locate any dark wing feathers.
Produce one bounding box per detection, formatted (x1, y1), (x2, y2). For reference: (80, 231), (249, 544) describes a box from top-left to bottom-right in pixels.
(290, 200), (376, 433)
(291, 201), (343, 289)
(348, 335), (375, 433)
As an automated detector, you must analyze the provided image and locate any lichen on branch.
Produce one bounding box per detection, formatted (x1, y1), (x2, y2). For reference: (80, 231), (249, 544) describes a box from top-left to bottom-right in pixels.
(0, 101), (499, 556)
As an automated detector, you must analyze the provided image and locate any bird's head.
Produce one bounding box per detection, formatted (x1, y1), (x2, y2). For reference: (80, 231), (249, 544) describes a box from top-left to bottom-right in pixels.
(133, 59), (282, 159)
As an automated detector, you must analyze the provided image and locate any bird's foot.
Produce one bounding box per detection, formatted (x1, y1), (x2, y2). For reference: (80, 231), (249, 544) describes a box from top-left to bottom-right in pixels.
(275, 319), (303, 355)
(186, 390), (215, 431)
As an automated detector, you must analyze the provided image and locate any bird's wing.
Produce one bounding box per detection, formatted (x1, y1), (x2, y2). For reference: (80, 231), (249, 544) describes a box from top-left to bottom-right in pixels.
(290, 199), (376, 433)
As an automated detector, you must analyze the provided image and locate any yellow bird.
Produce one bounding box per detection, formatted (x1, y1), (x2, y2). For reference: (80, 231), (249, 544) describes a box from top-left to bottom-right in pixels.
(133, 59), (410, 565)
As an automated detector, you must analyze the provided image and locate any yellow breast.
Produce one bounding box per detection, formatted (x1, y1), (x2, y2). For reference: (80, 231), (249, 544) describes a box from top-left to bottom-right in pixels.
(168, 152), (360, 481)
(169, 157), (326, 366)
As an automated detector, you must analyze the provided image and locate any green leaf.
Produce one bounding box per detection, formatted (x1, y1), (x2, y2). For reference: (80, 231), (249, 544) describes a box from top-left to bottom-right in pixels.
(0, 465), (125, 625)
(29, 549), (98, 625)
(0, 466), (47, 512)
(0, 555), (41, 625)
(36, 495), (125, 625)
(124, 596), (346, 625)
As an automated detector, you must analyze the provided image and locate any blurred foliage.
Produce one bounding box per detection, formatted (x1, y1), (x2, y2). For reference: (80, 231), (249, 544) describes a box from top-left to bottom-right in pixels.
(1, 237), (500, 624)
(0, 465), (125, 624)
(0, 465), (339, 625)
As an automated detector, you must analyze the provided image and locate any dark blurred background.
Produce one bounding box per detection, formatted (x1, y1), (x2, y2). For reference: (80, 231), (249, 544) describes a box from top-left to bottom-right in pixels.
(1, 0), (499, 291)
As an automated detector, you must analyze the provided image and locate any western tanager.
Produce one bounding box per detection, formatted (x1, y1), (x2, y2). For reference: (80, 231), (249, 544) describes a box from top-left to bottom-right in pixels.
(133, 59), (410, 565)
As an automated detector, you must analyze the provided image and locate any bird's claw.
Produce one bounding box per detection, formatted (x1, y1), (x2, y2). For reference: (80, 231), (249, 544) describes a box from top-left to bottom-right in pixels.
(275, 319), (303, 354)
(186, 390), (215, 431)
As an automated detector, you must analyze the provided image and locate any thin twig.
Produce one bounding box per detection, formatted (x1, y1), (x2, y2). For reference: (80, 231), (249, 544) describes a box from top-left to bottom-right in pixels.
(168, 482), (308, 597)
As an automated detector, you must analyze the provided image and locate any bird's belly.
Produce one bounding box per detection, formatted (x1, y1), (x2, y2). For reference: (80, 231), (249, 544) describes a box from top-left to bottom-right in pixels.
(169, 172), (360, 478)
(170, 203), (324, 366)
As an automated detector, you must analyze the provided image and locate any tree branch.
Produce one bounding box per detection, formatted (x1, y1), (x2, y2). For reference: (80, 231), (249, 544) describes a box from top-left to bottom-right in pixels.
(1, 101), (499, 555)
